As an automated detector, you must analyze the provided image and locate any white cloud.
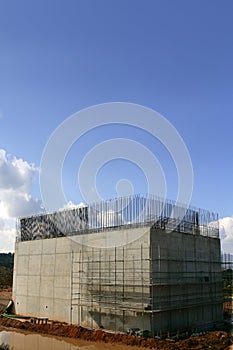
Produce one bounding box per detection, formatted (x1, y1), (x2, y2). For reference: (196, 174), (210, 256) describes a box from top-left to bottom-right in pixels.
(61, 201), (86, 210)
(0, 147), (232, 256)
(219, 216), (233, 254)
(0, 149), (43, 252)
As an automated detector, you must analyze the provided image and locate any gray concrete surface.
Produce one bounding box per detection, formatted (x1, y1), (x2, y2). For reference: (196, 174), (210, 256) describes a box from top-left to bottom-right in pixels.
(12, 225), (223, 335)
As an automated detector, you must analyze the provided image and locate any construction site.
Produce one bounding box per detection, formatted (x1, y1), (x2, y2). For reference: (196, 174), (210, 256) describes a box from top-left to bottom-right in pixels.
(12, 195), (223, 337)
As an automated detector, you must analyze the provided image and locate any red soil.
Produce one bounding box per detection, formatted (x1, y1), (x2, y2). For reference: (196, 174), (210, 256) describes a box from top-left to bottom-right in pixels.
(0, 316), (232, 349)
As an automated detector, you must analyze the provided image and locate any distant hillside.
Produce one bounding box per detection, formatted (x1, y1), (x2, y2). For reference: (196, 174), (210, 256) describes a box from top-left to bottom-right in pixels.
(0, 253), (14, 269)
(0, 254), (14, 288)
(0, 265), (12, 288)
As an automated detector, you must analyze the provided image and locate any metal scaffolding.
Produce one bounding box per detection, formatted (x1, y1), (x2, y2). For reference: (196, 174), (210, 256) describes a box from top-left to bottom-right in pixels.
(70, 240), (223, 337)
(71, 244), (151, 333)
(222, 253), (233, 322)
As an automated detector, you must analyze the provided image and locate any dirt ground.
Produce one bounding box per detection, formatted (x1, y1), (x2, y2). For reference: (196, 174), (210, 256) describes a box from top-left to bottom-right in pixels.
(0, 288), (11, 314)
(0, 316), (232, 350)
(0, 289), (232, 349)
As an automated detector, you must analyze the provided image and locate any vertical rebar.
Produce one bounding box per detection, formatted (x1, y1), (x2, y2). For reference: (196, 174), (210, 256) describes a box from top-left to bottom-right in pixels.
(141, 244), (144, 332)
(115, 246), (117, 333)
(91, 249), (93, 329)
(150, 240), (154, 337)
(78, 249), (81, 325)
(81, 243), (84, 325)
(99, 248), (102, 328)
(70, 250), (73, 325)
(123, 246), (125, 332)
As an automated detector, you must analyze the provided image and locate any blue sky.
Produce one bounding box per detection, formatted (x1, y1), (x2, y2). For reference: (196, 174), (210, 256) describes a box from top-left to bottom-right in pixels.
(0, 0), (233, 251)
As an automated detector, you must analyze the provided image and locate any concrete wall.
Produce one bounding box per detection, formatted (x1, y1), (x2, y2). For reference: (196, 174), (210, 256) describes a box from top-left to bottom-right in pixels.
(13, 225), (223, 335)
(13, 235), (72, 322)
(150, 228), (223, 334)
(13, 226), (151, 331)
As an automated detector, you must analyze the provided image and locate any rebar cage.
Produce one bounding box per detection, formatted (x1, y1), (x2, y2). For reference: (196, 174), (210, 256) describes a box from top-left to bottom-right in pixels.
(16, 194), (219, 242)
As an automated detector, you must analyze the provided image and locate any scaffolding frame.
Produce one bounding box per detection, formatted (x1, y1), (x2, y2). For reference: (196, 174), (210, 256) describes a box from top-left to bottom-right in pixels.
(70, 240), (223, 337)
(222, 253), (233, 321)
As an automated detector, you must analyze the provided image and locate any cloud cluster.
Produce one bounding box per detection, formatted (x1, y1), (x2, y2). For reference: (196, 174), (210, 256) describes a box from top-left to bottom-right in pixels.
(0, 149), (42, 252)
(0, 148), (232, 256)
(219, 216), (233, 254)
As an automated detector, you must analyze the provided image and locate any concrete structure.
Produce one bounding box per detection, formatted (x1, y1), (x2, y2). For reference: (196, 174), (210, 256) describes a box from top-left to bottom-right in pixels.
(13, 196), (223, 336)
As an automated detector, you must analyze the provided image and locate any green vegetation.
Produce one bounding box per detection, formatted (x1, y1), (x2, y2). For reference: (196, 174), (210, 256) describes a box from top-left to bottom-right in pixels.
(0, 253), (14, 270)
(0, 265), (12, 288)
(0, 254), (14, 288)
(0, 344), (9, 350)
(223, 269), (233, 301)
